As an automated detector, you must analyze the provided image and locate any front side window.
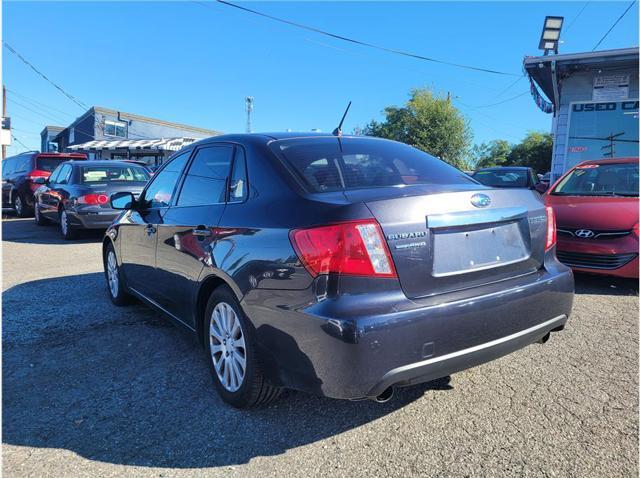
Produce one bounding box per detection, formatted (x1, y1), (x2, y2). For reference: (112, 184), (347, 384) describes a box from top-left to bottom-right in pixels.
(270, 137), (474, 193)
(81, 166), (149, 183)
(104, 120), (127, 138)
(141, 151), (190, 208)
(177, 146), (234, 206)
(552, 162), (639, 197)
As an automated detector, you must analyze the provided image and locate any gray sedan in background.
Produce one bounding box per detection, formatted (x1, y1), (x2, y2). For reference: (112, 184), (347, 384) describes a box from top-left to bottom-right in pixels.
(33, 160), (150, 239)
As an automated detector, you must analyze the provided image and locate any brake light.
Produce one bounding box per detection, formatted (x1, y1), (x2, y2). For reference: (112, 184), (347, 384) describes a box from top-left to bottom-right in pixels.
(77, 194), (109, 205)
(545, 206), (557, 251)
(290, 219), (397, 278)
(633, 223), (639, 238)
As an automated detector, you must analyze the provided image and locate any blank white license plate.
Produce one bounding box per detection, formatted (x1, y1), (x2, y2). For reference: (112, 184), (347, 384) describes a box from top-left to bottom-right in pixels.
(432, 222), (528, 277)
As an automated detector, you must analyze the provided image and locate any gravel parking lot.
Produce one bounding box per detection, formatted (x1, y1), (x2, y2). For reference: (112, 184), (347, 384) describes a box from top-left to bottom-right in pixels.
(2, 216), (638, 477)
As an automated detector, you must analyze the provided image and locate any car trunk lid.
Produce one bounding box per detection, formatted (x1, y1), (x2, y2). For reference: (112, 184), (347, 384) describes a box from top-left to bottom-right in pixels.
(357, 187), (548, 298)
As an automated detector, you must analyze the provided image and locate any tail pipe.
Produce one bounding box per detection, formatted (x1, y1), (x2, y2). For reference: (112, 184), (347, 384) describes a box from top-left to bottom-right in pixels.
(372, 386), (394, 403)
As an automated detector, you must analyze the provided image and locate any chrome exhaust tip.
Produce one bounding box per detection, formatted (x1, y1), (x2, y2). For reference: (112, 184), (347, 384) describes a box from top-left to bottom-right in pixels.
(537, 332), (551, 344)
(372, 386), (394, 403)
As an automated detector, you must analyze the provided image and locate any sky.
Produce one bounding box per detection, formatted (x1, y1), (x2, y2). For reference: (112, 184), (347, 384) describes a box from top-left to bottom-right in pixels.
(3, 1), (639, 157)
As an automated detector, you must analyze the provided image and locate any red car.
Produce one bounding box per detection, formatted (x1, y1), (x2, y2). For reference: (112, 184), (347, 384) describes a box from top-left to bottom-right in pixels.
(545, 157), (639, 279)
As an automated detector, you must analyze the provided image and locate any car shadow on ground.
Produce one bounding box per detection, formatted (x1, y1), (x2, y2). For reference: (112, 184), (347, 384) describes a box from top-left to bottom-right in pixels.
(2, 272), (452, 469)
(2, 217), (104, 245)
(573, 272), (638, 296)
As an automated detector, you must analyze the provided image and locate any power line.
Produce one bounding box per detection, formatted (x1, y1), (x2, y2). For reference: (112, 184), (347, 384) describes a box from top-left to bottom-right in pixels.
(5, 88), (75, 120)
(8, 98), (70, 125)
(11, 134), (32, 151)
(195, 0), (521, 77)
(3, 41), (88, 110)
(564, 2), (590, 34)
(592, 1), (636, 51)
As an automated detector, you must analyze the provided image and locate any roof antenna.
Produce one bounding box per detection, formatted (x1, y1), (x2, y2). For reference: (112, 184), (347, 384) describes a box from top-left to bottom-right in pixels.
(332, 101), (352, 136)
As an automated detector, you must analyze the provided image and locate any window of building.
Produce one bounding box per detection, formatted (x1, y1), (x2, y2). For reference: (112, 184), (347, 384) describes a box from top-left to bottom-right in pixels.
(566, 100), (639, 169)
(69, 127), (75, 144)
(104, 119), (128, 138)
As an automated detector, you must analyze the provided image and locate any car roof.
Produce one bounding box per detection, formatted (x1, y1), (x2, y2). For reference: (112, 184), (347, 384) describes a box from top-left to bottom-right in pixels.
(65, 160), (147, 167)
(184, 132), (376, 149)
(576, 157), (639, 166)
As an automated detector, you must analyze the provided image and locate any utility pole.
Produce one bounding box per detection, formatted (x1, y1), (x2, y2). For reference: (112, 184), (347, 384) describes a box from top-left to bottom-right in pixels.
(2, 85), (6, 160)
(245, 96), (254, 134)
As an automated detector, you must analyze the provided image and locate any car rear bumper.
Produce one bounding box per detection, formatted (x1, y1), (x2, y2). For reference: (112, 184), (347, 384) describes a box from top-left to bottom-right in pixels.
(243, 264), (574, 399)
(366, 314), (566, 398)
(69, 209), (120, 229)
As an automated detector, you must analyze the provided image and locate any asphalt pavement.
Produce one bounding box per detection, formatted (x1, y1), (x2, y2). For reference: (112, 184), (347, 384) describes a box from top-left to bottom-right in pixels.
(2, 216), (638, 477)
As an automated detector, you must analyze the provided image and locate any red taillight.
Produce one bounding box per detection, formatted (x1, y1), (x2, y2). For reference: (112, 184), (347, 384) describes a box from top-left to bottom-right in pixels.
(545, 206), (557, 251)
(633, 223), (639, 238)
(77, 194), (109, 205)
(290, 219), (397, 278)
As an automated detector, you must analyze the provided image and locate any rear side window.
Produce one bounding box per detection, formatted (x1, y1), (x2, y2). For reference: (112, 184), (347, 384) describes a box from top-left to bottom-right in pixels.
(177, 146), (234, 206)
(229, 147), (248, 202)
(15, 156), (32, 173)
(2, 158), (16, 177)
(270, 137), (474, 192)
(57, 165), (73, 184)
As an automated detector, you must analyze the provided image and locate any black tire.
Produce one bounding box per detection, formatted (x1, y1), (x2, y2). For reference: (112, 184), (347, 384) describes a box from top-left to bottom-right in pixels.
(34, 204), (49, 225)
(59, 207), (78, 240)
(14, 194), (30, 218)
(204, 286), (281, 408)
(104, 242), (133, 306)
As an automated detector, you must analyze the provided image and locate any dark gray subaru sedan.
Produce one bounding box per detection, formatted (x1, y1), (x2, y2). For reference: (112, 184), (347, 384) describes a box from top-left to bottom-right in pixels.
(103, 133), (573, 408)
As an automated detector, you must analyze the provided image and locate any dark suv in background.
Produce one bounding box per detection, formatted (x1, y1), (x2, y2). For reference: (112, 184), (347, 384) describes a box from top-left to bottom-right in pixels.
(2, 151), (87, 216)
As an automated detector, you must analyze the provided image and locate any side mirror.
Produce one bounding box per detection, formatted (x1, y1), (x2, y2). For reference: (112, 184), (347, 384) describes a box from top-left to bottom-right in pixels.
(110, 191), (136, 210)
(33, 177), (47, 185)
(535, 182), (549, 194)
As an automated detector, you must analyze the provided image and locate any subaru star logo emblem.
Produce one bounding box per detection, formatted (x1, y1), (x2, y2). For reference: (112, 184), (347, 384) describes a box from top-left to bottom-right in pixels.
(575, 229), (595, 238)
(470, 193), (491, 208)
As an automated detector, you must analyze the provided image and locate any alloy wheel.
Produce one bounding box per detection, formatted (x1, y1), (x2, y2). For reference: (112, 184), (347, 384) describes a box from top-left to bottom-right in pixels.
(209, 302), (247, 392)
(14, 196), (23, 216)
(107, 250), (119, 298)
(60, 210), (68, 236)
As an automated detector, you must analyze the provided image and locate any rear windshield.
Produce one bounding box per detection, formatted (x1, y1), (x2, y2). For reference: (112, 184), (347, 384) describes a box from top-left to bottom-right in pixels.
(472, 169), (529, 188)
(36, 158), (68, 173)
(552, 162), (639, 197)
(80, 165), (150, 183)
(269, 137), (474, 192)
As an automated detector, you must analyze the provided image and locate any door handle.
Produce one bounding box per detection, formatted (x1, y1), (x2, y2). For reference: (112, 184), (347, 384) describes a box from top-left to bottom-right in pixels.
(145, 224), (157, 235)
(192, 227), (212, 238)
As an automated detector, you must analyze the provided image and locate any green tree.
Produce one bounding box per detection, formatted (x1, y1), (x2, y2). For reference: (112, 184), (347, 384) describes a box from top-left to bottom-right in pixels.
(364, 88), (473, 169)
(507, 131), (553, 173)
(472, 140), (512, 169)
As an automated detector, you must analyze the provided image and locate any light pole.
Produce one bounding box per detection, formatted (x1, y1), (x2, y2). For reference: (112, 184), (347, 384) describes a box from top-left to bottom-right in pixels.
(245, 96), (254, 133)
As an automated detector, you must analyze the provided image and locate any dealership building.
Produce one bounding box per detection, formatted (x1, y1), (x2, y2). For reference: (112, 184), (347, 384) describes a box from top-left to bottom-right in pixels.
(41, 106), (221, 168)
(524, 47), (639, 182)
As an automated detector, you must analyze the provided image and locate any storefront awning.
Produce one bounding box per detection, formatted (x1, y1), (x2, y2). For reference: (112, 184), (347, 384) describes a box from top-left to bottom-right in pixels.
(67, 137), (199, 152)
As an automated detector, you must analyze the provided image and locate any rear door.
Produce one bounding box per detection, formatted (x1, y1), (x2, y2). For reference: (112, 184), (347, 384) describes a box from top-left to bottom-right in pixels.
(119, 152), (190, 298)
(154, 144), (238, 323)
(40, 163), (73, 221)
